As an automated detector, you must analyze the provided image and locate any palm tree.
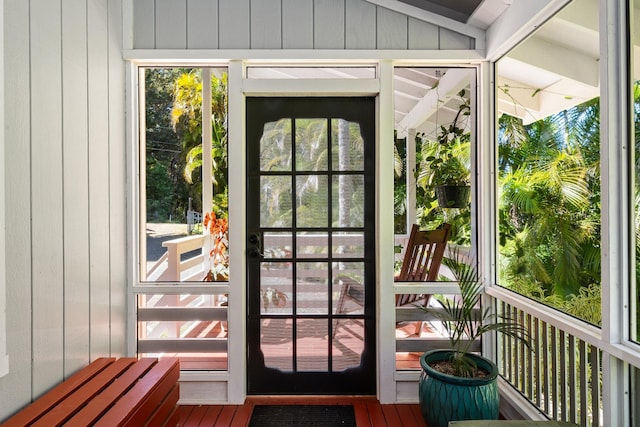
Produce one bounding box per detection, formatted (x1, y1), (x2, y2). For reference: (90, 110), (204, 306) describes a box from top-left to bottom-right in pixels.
(498, 101), (601, 310)
(171, 70), (228, 217)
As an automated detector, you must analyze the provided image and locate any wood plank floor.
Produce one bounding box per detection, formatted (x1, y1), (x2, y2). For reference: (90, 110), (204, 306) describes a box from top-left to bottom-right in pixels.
(176, 396), (427, 427)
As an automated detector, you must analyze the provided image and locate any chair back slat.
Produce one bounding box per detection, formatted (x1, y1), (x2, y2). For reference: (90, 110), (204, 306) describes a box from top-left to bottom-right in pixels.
(395, 223), (451, 306)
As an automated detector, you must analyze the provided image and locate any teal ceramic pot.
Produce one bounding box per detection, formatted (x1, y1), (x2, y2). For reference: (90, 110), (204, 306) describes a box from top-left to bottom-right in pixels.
(419, 350), (499, 427)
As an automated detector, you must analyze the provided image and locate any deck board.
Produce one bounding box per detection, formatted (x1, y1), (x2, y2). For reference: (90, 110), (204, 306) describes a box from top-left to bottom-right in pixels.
(176, 397), (427, 427)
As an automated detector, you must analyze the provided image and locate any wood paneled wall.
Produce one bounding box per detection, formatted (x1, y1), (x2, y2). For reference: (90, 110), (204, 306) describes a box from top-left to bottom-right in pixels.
(0, 0), (127, 419)
(133, 0), (475, 50)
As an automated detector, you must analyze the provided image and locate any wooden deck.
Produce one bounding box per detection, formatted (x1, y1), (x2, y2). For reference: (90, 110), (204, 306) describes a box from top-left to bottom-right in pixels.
(176, 396), (427, 426)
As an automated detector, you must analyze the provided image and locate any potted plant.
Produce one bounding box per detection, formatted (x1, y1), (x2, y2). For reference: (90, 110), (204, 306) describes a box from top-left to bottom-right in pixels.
(417, 90), (471, 208)
(417, 249), (530, 427)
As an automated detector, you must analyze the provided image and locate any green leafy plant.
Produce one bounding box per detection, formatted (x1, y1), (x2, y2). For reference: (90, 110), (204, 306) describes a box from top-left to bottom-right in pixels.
(417, 90), (471, 188)
(421, 249), (531, 377)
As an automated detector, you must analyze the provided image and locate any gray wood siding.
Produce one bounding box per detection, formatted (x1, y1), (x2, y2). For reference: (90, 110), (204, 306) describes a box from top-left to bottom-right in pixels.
(0, 0), (127, 419)
(133, 0), (475, 50)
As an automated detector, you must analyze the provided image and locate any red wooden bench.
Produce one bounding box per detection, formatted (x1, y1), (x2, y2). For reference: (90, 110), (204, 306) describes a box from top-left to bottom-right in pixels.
(0, 357), (180, 427)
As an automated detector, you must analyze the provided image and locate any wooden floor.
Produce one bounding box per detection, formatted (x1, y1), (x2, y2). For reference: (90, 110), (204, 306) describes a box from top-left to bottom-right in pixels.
(176, 396), (428, 427)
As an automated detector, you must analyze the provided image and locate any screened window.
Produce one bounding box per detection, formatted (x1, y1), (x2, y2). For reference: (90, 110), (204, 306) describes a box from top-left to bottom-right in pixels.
(495, 0), (601, 326)
(137, 67), (229, 371)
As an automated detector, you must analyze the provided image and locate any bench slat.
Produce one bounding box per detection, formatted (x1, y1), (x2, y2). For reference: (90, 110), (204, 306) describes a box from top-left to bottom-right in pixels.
(64, 358), (158, 427)
(94, 358), (180, 427)
(0, 357), (116, 427)
(144, 384), (180, 427)
(32, 358), (137, 427)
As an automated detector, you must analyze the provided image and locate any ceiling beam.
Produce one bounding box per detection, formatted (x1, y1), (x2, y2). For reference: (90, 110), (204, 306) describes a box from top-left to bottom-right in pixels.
(509, 36), (599, 88)
(396, 68), (472, 138)
(485, 0), (571, 60)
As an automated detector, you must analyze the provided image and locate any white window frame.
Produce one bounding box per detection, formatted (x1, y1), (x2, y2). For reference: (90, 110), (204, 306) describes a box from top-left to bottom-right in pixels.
(0, 0), (8, 379)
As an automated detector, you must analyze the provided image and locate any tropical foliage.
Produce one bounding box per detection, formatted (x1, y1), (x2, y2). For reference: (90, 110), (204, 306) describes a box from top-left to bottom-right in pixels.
(409, 92), (472, 246)
(497, 97), (602, 325)
(421, 249), (530, 377)
(171, 70), (229, 219)
(144, 68), (192, 222)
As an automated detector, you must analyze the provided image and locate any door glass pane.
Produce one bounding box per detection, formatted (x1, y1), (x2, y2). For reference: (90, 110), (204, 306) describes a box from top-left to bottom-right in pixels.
(332, 175), (364, 227)
(262, 318), (293, 371)
(260, 119), (292, 171)
(332, 319), (364, 371)
(296, 175), (328, 227)
(260, 262), (292, 315)
(332, 232), (364, 258)
(332, 262), (365, 315)
(296, 232), (329, 258)
(263, 232), (292, 258)
(332, 119), (364, 171)
(295, 118), (328, 171)
(296, 319), (328, 371)
(260, 176), (292, 228)
(297, 262), (329, 315)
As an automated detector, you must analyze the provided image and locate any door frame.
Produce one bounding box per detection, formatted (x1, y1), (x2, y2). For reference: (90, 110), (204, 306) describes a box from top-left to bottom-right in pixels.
(226, 64), (393, 401)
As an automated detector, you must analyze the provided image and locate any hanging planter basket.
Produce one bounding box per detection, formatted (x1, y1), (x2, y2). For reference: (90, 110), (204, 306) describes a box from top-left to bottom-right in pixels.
(435, 185), (470, 208)
(418, 350), (499, 427)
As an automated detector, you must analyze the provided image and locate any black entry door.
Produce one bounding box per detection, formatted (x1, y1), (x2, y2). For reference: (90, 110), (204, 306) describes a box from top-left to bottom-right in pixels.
(246, 97), (376, 394)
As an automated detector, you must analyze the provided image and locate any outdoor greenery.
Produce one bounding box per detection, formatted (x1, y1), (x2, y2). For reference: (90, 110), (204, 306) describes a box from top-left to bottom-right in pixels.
(144, 68), (192, 222)
(395, 91), (472, 245)
(145, 67), (635, 327)
(144, 68), (228, 224)
(498, 97), (602, 325)
(395, 87), (604, 325)
(418, 90), (471, 188)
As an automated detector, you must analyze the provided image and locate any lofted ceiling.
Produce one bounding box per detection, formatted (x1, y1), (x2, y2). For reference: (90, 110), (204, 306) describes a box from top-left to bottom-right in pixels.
(252, 0), (600, 138)
(372, 0), (600, 127)
(397, 0), (484, 23)
(495, 0), (600, 124)
(364, 0), (514, 29)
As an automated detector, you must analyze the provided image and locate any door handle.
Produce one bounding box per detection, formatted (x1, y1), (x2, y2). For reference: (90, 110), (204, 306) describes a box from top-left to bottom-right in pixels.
(248, 233), (261, 245)
(248, 247), (261, 258)
(247, 232), (262, 258)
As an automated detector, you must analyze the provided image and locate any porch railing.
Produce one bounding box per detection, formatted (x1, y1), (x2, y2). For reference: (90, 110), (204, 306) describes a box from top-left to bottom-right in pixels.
(488, 287), (603, 427)
(146, 235), (206, 282)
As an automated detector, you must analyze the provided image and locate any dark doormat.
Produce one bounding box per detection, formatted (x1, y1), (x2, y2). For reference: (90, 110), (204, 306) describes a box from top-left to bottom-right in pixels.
(249, 404), (356, 427)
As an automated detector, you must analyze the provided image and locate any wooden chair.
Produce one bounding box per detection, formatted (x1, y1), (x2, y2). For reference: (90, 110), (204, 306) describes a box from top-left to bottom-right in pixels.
(333, 223), (451, 337)
(395, 223), (451, 306)
(394, 223), (451, 335)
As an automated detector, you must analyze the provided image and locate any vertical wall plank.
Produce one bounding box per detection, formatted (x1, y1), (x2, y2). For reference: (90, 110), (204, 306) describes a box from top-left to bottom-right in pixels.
(133, 0), (155, 48)
(282, 0), (313, 49)
(251, 0), (282, 49)
(314, 0), (345, 49)
(187, 0), (219, 49)
(345, 0), (376, 49)
(88, 0), (112, 358)
(219, 0), (250, 49)
(156, 0), (187, 49)
(30, 0), (65, 396)
(108, 0), (127, 357)
(62, 0), (90, 376)
(439, 27), (473, 50)
(408, 17), (439, 49)
(1, 0), (33, 414)
(377, 7), (407, 49)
